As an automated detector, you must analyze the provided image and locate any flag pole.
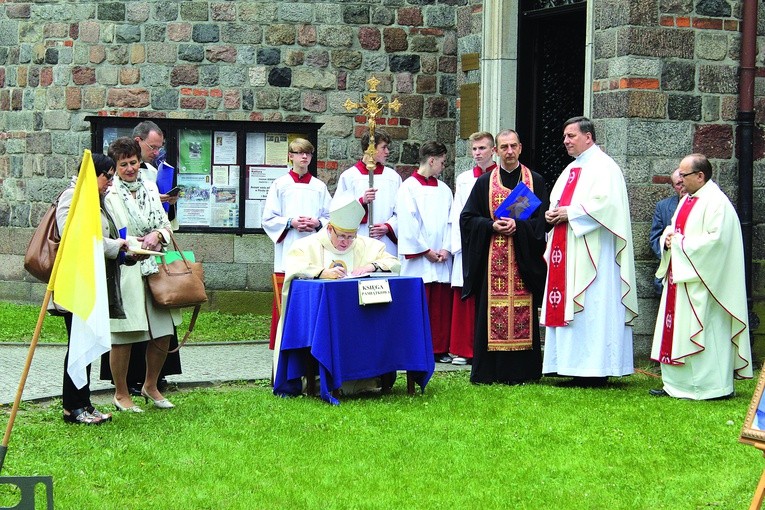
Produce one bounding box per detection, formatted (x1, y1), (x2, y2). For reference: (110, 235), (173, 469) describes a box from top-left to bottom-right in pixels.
(0, 289), (53, 474)
(0, 152), (84, 474)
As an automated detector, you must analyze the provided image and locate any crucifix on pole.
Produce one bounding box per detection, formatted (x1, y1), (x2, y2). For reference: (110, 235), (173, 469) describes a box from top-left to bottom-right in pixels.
(344, 75), (401, 227)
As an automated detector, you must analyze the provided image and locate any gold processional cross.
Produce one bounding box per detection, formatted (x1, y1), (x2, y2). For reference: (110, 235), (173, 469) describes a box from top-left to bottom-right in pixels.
(344, 75), (401, 226)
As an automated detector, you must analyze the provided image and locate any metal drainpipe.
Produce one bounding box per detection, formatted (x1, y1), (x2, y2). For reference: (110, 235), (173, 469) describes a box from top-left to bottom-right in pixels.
(738, 0), (760, 334)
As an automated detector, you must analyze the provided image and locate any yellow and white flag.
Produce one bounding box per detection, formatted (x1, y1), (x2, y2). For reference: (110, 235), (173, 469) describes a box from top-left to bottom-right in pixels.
(50, 150), (111, 389)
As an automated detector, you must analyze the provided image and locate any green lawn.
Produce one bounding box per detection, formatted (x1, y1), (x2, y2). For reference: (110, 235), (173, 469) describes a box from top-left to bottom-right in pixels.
(1, 371), (764, 509)
(0, 302), (268, 343)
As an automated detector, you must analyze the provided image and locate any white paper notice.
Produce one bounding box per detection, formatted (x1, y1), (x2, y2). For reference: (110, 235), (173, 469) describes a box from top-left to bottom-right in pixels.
(213, 131), (237, 165)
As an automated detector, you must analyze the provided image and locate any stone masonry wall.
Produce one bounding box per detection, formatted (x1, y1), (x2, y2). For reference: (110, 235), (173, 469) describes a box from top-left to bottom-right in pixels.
(0, 0), (459, 310)
(591, 0), (765, 350)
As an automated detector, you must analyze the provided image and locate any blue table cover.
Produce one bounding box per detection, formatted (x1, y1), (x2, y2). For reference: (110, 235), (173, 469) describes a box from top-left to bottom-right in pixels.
(273, 276), (435, 404)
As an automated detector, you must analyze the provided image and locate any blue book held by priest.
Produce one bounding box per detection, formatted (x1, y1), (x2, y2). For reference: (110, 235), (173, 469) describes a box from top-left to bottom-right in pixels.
(493, 181), (542, 220)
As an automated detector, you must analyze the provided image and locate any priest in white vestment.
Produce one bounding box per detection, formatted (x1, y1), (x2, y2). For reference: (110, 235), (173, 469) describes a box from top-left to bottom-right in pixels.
(272, 198), (401, 390)
(649, 153), (752, 400)
(541, 117), (638, 386)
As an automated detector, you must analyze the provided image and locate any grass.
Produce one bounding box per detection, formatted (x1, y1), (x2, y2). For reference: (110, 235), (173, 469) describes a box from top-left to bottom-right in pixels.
(0, 302), (269, 343)
(1, 371), (764, 509)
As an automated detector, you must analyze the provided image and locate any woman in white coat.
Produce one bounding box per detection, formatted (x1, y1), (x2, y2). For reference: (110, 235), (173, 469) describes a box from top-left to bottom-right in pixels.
(105, 137), (180, 413)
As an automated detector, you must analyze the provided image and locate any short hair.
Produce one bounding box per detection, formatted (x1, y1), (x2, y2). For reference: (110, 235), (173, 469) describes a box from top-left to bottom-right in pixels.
(495, 129), (521, 144)
(289, 137), (314, 154)
(686, 153), (713, 181)
(563, 116), (596, 143)
(361, 129), (392, 152)
(132, 120), (163, 140)
(469, 131), (495, 146)
(419, 141), (447, 164)
(90, 153), (115, 177)
(108, 137), (141, 163)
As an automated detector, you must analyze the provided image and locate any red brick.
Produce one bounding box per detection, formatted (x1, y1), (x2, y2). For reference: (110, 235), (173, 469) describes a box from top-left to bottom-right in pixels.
(210, 89), (223, 98)
(192, 88), (209, 96)
(620, 77), (659, 90)
(676, 17), (691, 27)
(724, 20), (738, 31)
(692, 17), (723, 30)
(660, 16), (674, 27)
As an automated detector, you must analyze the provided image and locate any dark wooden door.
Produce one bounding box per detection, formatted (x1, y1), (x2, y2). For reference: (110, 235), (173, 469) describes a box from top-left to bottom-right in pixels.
(516, 2), (586, 190)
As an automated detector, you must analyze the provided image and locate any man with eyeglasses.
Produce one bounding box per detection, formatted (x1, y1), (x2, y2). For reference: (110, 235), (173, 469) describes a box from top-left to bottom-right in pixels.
(262, 137), (331, 350)
(649, 153), (752, 400)
(649, 168), (686, 295)
(273, 198), (400, 392)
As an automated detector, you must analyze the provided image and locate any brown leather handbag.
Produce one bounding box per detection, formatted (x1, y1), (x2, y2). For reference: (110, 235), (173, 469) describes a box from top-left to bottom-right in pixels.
(146, 233), (207, 309)
(24, 199), (61, 283)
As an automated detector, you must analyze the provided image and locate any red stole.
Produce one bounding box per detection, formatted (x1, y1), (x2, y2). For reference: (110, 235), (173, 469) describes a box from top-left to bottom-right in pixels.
(658, 196), (698, 365)
(544, 167), (582, 327)
(487, 165), (534, 351)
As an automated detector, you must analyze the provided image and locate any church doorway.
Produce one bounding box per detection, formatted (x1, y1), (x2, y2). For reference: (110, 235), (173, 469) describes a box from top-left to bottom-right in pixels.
(516, 0), (586, 190)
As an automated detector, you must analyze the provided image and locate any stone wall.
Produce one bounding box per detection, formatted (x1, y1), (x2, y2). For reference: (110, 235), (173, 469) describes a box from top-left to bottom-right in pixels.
(589, 0), (765, 351)
(0, 1), (459, 310)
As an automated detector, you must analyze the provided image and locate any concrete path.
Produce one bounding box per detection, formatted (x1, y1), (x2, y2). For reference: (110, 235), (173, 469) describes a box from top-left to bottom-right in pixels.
(0, 342), (467, 405)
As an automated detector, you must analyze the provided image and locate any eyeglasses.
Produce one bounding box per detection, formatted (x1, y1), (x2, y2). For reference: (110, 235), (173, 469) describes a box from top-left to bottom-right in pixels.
(100, 172), (115, 181)
(289, 151), (313, 157)
(332, 230), (356, 242)
(140, 139), (165, 153)
(678, 170), (699, 178)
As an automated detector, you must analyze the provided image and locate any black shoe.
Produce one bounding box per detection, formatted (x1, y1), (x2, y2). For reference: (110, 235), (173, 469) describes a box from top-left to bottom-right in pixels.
(435, 354), (453, 364)
(558, 377), (608, 388)
(649, 388), (669, 397)
(128, 382), (143, 397)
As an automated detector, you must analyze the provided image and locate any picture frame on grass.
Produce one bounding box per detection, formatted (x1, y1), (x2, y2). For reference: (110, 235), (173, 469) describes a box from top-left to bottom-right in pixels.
(740, 369), (765, 448)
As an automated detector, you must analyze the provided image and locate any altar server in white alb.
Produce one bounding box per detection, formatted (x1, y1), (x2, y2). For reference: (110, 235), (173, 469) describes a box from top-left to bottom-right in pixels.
(333, 129), (401, 256)
(542, 116), (638, 387)
(262, 138), (331, 349)
(396, 141), (454, 363)
(448, 131), (497, 366)
(649, 153), (752, 400)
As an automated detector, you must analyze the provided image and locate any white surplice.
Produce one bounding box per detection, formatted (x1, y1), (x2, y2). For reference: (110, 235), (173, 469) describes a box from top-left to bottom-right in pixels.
(261, 172), (331, 273)
(332, 162), (402, 256)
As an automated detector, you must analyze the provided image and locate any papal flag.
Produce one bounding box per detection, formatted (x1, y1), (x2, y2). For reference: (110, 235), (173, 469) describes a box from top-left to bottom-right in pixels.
(50, 150), (111, 389)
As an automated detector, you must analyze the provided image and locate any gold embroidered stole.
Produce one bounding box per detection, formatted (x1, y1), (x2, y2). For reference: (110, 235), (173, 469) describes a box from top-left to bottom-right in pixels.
(487, 166), (534, 351)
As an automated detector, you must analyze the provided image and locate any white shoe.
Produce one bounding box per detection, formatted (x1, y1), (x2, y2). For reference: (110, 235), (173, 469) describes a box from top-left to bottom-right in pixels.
(451, 356), (468, 366)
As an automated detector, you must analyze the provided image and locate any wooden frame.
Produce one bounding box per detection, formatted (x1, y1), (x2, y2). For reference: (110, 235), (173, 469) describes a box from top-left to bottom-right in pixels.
(740, 369), (765, 448)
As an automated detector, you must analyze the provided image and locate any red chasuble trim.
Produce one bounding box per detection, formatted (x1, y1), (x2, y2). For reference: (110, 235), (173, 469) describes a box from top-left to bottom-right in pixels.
(544, 167), (582, 327)
(657, 196), (698, 366)
(486, 165), (534, 351)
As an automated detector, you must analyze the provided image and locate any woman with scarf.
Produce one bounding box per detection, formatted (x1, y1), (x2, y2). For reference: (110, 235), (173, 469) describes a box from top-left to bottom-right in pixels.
(55, 153), (130, 424)
(105, 137), (180, 413)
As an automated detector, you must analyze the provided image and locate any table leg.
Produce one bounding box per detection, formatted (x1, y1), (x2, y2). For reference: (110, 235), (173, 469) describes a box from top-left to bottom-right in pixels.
(304, 351), (317, 396)
(406, 371), (415, 395)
